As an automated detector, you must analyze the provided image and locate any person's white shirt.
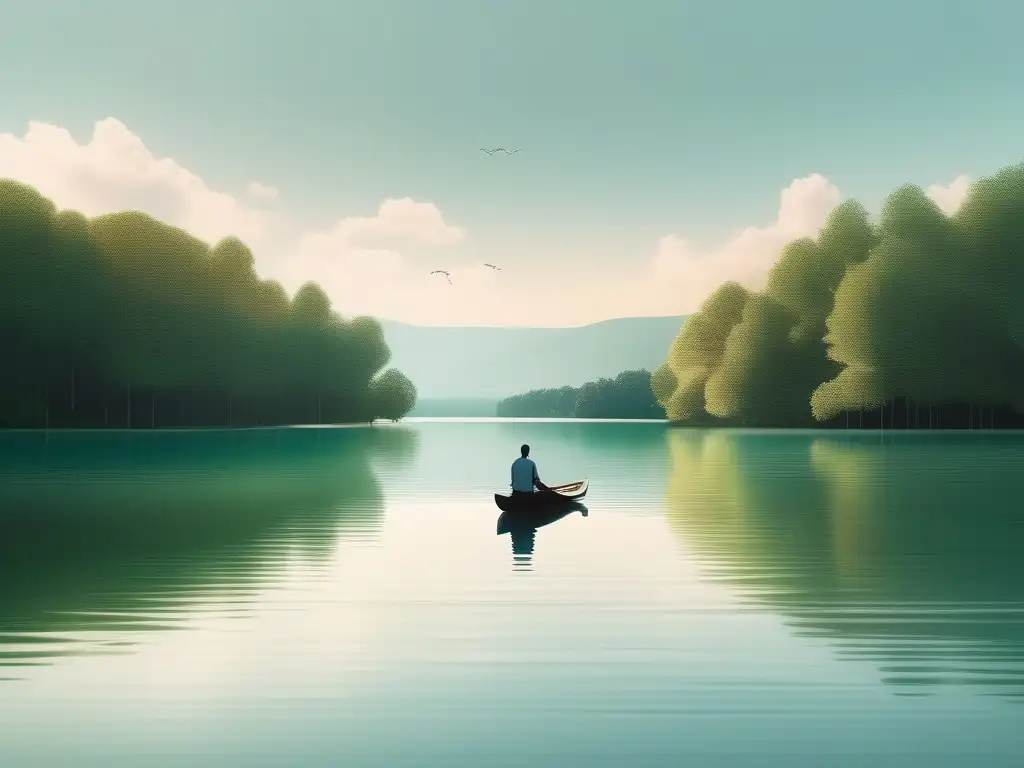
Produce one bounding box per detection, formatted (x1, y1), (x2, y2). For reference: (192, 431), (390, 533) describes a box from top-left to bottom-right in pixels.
(510, 456), (539, 492)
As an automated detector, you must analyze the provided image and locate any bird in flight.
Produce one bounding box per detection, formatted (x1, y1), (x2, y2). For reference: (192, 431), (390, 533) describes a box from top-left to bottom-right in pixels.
(484, 263), (501, 271)
(430, 269), (452, 284)
(502, 148), (521, 155)
(480, 148), (497, 155)
(480, 147), (521, 155)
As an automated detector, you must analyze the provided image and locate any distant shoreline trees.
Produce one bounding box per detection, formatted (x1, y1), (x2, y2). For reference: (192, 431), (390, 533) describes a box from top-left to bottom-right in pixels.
(497, 369), (664, 419)
(0, 180), (417, 429)
(654, 163), (1024, 430)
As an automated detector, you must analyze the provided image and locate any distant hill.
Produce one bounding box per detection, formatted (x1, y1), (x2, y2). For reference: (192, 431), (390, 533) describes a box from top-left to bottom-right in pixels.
(377, 315), (687, 400)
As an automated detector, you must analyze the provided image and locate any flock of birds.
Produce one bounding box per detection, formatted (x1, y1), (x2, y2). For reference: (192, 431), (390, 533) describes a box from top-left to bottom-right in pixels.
(429, 148), (521, 285)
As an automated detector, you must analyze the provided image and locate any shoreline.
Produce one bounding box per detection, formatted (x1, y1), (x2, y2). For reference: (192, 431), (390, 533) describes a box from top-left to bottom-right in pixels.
(0, 421), (402, 433)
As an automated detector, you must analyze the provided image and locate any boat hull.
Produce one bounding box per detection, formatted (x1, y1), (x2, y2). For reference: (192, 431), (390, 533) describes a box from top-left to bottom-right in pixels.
(493, 479), (588, 513)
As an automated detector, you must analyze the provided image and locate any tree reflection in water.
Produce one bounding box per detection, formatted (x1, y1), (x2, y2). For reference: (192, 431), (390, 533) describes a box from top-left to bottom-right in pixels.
(0, 425), (418, 678)
(663, 429), (1024, 701)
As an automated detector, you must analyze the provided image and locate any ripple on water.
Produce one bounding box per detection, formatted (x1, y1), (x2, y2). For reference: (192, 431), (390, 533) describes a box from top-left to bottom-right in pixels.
(1, 424), (1024, 766)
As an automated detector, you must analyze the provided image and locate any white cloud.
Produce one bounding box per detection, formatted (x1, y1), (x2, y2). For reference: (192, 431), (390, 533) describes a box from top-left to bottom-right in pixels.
(647, 173), (843, 314)
(254, 197), (471, 320)
(265, 204), (476, 321)
(0, 118), (273, 246)
(294, 199), (465, 256)
(926, 174), (971, 216)
(313, 197), (466, 248)
(246, 181), (279, 200)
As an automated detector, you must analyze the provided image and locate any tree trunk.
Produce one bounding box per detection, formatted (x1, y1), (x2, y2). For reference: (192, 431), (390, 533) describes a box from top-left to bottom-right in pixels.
(317, 394), (322, 425)
(228, 394), (233, 427)
(151, 394), (156, 429)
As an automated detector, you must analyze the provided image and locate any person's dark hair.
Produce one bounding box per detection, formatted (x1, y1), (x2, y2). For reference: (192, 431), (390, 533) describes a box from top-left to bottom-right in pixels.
(520, 444), (530, 457)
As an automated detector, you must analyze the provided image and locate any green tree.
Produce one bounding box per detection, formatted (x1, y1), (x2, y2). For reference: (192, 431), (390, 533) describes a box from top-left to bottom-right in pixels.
(0, 179), (418, 428)
(370, 368), (418, 421)
(660, 281), (750, 422)
(658, 164), (1024, 429)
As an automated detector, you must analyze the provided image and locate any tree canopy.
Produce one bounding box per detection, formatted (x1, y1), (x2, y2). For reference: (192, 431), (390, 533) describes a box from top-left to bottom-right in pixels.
(0, 179), (417, 428)
(656, 164), (1024, 428)
(498, 369), (663, 419)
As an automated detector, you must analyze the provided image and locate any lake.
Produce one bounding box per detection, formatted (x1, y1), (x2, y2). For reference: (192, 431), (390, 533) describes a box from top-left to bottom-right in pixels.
(0, 420), (1022, 767)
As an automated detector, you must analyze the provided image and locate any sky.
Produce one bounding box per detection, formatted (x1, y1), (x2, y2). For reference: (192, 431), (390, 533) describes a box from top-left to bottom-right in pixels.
(1, 0), (1022, 327)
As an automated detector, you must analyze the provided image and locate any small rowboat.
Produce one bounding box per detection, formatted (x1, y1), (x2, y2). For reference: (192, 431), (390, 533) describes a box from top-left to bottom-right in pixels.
(493, 478), (589, 513)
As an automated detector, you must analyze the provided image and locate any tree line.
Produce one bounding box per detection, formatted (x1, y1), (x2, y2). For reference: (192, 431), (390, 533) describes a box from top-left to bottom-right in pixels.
(497, 369), (664, 419)
(653, 163), (1024, 429)
(0, 179), (417, 429)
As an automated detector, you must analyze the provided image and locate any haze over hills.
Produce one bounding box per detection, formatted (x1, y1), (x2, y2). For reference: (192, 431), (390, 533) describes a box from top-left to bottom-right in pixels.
(378, 315), (687, 402)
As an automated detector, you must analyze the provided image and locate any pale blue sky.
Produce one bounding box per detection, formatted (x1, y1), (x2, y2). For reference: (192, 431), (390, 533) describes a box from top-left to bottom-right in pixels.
(1, 0), (1022, 325)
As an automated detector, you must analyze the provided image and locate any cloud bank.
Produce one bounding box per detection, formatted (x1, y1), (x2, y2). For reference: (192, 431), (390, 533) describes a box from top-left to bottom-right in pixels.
(0, 118), (274, 247)
(0, 117), (976, 325)
(246, 181), (279, 200)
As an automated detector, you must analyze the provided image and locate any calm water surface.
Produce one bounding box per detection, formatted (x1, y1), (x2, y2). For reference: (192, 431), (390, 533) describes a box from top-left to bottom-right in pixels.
(0, 420), (1022, 767)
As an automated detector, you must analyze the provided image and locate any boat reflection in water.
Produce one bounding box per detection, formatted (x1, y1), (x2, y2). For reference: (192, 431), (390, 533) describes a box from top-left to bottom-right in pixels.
(496, 502), (588, 571)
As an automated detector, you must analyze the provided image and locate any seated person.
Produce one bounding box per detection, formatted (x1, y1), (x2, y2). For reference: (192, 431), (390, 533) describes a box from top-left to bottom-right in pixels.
(510, 443), (550, 495)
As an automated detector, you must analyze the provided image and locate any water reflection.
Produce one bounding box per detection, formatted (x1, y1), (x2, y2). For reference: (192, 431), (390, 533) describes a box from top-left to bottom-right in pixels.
(498, 420), (669, 468)
(0, 426), (418, 679)
(496, 503), (588, 571)
(664, 429), (1024, 700)
(393, 419), (666, 505)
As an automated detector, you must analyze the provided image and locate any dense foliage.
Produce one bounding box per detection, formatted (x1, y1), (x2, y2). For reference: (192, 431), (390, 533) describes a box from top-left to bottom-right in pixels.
(497, 369), (663, 419)
(655, 164), (1024, 428)
(0, 180), (417, 428)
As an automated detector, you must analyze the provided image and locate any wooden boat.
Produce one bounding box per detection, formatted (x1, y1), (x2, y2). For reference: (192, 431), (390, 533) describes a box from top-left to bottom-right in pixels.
(493, 478), (589, 512)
